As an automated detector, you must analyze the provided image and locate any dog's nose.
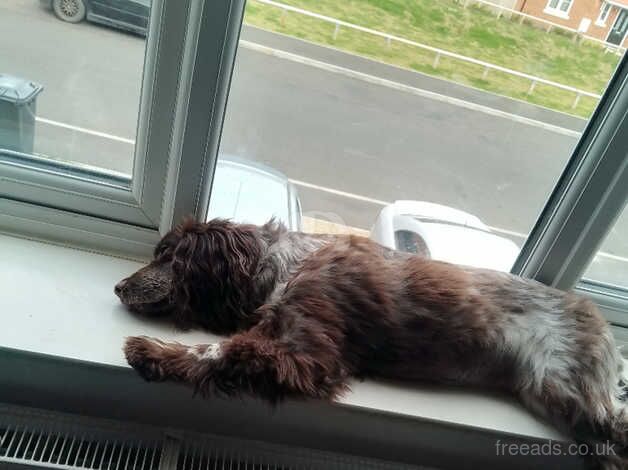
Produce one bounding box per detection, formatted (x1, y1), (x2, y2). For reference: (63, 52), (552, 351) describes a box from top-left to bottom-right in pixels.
(114, 278), (128, 298)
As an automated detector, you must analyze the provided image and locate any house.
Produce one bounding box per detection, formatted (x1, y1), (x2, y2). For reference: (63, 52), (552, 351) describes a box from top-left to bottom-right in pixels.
(516, 0), (628, 46)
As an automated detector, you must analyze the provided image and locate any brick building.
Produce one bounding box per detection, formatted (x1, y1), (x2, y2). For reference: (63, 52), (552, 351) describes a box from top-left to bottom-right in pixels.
(516, 0), (628, 46)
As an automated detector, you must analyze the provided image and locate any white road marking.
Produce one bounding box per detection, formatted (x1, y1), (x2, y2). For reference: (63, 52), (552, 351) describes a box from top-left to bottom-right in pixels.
(487, 226), (527, 239)
(36, 117), (136, 145)
(239, 40), (583, 139)
(594, 252), (628, 263)
(289, 178), (389, 205)
(484, 227), (628, 263)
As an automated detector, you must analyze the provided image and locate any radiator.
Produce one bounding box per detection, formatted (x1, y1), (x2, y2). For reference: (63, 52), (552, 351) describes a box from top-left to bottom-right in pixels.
(0, 404), (432, 470)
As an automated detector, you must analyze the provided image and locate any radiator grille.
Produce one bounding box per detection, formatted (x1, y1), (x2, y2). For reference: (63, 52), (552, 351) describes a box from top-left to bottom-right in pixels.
(0, 404), (164, 470)
(175, 446), (291, 470)
(0, 404), (430, 470)
(175, 436), (426, 470)
(0, 424), (162, 469)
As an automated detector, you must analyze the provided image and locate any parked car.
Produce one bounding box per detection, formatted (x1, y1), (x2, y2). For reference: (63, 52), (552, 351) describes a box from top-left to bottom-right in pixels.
(210, 154), (302, 231)
(370, 200), (520, 272)
(40, 0), (149, 35)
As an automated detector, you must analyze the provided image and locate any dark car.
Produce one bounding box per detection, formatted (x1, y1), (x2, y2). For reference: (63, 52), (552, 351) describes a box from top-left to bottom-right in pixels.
(40, 0), (150, 35)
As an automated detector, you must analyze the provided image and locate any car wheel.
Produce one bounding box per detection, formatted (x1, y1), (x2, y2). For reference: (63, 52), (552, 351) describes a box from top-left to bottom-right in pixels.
(52, 0), (86, 23)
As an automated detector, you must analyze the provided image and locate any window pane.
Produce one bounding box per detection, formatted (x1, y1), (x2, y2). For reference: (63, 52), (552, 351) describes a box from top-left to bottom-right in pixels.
(559, 0), (571, 12)
(583, 205), (628, 288)
(549, 0), (560, 9)
(0, 0), (149, 176)
(603, 3), (612, 21)
(217, 0), (623, 272)
(598, 3), (609, 23)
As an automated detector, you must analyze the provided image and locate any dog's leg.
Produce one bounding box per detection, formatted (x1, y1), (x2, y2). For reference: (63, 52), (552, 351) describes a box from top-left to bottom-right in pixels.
(517, 338), (628, 469)
(519, 385), (626, 470)
(124, 324), (349, 403)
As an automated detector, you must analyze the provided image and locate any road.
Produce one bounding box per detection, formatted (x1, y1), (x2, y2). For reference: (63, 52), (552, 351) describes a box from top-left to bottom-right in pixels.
(0, 0), (625, 285)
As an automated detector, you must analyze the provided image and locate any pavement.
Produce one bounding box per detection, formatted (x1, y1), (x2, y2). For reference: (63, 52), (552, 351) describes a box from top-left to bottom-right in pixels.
(0, 0), (625, 286)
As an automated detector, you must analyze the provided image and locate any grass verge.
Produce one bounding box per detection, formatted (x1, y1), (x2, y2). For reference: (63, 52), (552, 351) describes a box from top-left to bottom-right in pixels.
(244, 0), (621, 118)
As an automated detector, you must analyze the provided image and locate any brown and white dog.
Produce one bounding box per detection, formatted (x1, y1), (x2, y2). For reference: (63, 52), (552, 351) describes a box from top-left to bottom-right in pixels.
(116, 218), (627, 469)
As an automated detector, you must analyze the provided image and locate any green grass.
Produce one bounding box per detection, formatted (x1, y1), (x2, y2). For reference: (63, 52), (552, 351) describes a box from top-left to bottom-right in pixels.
(244, 0), (621, 118)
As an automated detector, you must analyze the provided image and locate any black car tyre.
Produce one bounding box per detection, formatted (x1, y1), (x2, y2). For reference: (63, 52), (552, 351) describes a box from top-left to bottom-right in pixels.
(52, 0), (87, 23)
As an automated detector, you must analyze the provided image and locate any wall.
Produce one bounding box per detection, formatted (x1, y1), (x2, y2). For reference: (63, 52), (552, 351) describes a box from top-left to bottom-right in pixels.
(516, 0), (621, 43)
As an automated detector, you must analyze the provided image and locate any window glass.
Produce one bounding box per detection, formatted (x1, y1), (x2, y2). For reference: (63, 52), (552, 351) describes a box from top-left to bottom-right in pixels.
(546, 0), (571, 12)
(216, 0), (622, 272)
(0, 0), (150, 176)
(559, 0), (571, 13)
(583, 205), (628, 289)
(598, 3), (612, 23)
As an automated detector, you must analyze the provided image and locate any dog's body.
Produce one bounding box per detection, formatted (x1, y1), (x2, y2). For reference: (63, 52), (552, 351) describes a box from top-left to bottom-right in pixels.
(118, 219), (627, 468)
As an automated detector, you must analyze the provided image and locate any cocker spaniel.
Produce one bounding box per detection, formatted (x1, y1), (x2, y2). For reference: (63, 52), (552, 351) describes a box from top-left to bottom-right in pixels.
(116, 218), (627, 469)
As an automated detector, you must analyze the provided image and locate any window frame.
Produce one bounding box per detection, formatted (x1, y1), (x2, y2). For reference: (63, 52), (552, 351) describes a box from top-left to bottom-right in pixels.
(544, 0), (574, 19)
(0, 0), (246, 259)
(512, 52), (628, 329)
(596, 2), (612, 26)
(1, 0), (627, 462)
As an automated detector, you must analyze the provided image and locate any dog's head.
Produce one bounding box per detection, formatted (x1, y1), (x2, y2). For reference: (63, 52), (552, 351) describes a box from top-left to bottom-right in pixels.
(115, 218), (262, 333)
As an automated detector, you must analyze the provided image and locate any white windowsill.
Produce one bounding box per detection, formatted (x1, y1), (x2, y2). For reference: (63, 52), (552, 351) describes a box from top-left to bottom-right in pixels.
(543, 8), (570, 19)
(595, 20), (608, 27)
(0, 232), (567, 442)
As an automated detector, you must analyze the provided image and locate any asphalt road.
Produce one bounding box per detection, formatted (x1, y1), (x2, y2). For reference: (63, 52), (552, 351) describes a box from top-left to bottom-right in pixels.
(0, 0), (625, 285)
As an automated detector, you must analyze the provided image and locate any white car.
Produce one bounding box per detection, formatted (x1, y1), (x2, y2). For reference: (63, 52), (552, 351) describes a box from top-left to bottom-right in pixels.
(370, 201), (520, 272)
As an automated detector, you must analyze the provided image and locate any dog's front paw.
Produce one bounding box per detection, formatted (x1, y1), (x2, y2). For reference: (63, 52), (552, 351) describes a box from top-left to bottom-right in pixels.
(124, 336), (169, 382)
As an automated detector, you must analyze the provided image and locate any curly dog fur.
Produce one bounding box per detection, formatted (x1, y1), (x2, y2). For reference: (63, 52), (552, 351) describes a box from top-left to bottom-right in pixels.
(117, 218), (628, 469)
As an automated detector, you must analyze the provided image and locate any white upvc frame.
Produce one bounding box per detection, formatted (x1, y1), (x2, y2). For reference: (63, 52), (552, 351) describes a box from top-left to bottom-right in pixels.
(596, 2), (613, 26)
(512, 52), (628, 329)
(544, 0), (574, 19)
(0, 0), (246, 260)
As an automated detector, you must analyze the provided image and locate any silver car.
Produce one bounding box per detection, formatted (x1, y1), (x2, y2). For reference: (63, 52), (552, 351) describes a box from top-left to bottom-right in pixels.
(209, 155), (301, 231)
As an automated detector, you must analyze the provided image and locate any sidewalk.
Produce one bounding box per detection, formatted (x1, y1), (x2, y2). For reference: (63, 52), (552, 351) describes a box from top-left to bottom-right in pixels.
(241, 25), (589, 133)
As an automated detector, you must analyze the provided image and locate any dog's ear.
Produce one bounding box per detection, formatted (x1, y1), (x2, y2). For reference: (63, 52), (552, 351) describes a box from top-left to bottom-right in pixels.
(170, 219), (262, 332)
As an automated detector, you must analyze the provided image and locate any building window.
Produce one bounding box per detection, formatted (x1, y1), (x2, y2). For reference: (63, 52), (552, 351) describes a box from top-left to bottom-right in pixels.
(597, 2), (613, 25)
(545, 0), (574, 18)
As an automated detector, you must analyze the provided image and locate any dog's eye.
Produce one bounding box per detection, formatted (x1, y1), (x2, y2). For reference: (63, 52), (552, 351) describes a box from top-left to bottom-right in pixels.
(154, 232), (181, 258)
(154, 241), (174, 258)
(154, 249), (173, 261)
